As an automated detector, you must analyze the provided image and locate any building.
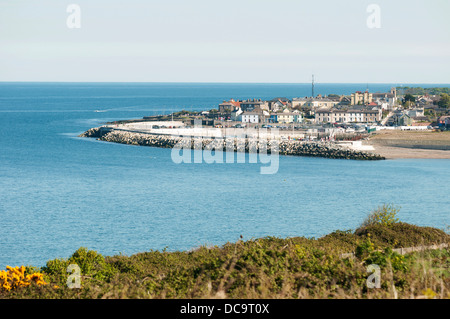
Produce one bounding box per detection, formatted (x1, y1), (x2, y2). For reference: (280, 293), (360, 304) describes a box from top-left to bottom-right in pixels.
(241, 111), (261, 123)
(239, 99), (269, 112)
(293, 111), (303, 123)
(292, 97), (339, 109)
(339, 96), (352, 106)
(398, 114), (412, 126)
(231, 108), (243, 121)
(416, 95), (434, 106)
(372, 88), (397, 109)
(407, 108), (425, 118)
(241, 108), (269, 124)
(276, 109), (303, 124)
(388, 112), (412, 126)
(268, 113), (278, 123)
(277, 112), (293, 124)
(315, 108), (382, 124)
(351, 91), (373, 105)
(267, 98), (291, 111)
(306, 98), (339, 109)
(438, 116), (450, 130)
(269, 98), (291, 112)
(291, 97), (309, 108)
(218, 99), (241, 112)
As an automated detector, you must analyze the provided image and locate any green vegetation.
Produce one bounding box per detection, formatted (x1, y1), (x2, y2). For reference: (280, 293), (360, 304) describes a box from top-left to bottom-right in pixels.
(438, 93), (450, 108)
(396, 86), (450, 96)
(1, 207), (449, 299)
(403, 94), (416, 103)
(360, 204), (400, 228)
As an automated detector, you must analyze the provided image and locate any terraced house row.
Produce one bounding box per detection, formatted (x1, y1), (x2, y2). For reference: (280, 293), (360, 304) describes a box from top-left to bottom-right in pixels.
(315, 109), (382, 124)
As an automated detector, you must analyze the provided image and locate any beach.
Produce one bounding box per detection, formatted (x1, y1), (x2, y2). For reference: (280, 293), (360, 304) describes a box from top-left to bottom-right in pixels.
(364, 130), (450, 159)
(367, 144), (450, 159)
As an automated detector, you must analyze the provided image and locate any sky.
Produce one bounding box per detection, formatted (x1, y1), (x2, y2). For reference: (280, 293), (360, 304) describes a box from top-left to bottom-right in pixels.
(0, 0), (449, 83)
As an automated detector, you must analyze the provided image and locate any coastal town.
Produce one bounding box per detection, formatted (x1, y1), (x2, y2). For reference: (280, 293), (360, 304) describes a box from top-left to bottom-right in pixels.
(122, 86), (450, 134)
(81, 86), (450, 161)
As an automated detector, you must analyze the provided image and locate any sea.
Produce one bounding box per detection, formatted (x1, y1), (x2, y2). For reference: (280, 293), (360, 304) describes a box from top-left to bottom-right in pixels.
(0, 82), (449, 268)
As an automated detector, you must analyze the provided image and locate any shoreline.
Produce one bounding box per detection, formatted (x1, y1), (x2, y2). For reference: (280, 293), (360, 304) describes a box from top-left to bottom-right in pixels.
(366, 144), (450, 159)
(364, 130), (450, 159)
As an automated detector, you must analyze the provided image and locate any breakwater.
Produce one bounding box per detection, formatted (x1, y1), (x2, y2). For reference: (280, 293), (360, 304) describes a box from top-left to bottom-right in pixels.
(79, 126), (385, 160)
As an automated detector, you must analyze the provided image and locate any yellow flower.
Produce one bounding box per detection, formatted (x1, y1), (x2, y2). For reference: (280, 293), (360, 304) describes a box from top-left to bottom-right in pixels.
(2, 282), (11, 291)
(422, 288), (437, 299)
(0, 266), (47, 292)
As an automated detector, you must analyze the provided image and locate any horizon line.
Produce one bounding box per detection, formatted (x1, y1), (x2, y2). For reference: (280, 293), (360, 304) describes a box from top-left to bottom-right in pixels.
(1, 81), (449, 85)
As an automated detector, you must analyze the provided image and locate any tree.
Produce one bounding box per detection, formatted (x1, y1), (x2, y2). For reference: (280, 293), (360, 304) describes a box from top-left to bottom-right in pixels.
(404, 94), (415, 103)
(437, 93), (450, 108)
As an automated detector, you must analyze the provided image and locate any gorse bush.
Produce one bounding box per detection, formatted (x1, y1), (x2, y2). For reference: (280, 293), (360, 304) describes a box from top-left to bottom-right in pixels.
(42, 247), (118, 286)
(361, 204), (400, 228)
(0, 266), (47, 292)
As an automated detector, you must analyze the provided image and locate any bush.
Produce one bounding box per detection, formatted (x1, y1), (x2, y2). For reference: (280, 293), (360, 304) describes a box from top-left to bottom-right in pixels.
(0, 266), (47, 292)
(42, 247), (118, 286)
(360, 204), (400, 228)
(2, 219), (449, 299)
(355, 222), (449, 248)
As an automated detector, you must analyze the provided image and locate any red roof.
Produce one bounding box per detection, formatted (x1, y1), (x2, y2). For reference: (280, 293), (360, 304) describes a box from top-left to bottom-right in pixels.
(231, 100), (241, 107)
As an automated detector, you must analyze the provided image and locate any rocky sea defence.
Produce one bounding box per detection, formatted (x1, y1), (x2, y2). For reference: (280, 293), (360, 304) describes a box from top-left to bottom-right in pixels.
(79, 126), (385, 160)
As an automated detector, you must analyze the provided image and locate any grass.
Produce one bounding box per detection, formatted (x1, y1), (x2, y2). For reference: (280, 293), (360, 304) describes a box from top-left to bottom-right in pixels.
(1, 219), (448, 299)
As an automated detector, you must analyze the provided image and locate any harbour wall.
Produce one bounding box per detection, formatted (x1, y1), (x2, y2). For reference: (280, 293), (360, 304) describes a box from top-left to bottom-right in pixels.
(79, 127), (385, 160)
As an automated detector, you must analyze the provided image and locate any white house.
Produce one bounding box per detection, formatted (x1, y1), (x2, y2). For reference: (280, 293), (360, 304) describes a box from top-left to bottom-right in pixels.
(241, 111), (262, 123)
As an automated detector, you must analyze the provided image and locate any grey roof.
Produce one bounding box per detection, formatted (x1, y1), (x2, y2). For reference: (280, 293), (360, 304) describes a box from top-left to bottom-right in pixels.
(242, 111), (263, 115)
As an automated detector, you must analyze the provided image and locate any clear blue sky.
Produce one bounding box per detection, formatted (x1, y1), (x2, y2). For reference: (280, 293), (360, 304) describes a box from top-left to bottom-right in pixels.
(0, 0), (449, 83)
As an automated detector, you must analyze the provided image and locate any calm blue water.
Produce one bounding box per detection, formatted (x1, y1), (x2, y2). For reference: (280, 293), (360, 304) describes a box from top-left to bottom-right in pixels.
(0, 82), (449, 268)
